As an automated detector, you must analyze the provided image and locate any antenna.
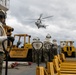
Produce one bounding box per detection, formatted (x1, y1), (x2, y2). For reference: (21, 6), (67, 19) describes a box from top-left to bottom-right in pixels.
(0, 0), (10, 12)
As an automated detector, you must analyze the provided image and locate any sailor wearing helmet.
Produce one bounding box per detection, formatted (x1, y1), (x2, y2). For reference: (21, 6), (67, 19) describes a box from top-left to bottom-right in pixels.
(0, 9), (7, 75)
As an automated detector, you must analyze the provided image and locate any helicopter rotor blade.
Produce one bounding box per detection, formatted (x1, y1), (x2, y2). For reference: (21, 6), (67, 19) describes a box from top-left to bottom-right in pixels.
(42, 16), (53, 19)
(25, 19), (37, 20)
(39, 14), (43, 19)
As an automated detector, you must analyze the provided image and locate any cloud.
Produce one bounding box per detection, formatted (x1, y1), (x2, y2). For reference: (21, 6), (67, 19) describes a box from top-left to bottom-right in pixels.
(6, 0), (76, 45)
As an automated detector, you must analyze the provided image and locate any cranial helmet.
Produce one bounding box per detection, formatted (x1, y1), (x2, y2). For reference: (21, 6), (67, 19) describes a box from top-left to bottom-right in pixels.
(33, 37), (40, 42)
(0, 9), (6, 19)
(46, 34), (51, 38)
(53, 39), (57, 42)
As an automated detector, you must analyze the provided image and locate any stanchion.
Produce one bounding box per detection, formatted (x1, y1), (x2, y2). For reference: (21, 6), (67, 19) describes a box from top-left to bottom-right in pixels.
(47, 62), (54, 75)
(36, 67), (44, 75)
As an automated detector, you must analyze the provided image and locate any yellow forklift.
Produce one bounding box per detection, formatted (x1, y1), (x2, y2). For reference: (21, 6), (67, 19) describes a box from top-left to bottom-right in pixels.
(60, 41), (76, 57)
(8, 34), (33, 61)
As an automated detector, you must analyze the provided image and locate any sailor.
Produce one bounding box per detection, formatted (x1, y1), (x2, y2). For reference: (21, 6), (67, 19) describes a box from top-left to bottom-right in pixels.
(43, 34), (54, 68)
(32, 37), (42, 63)
(60, 41), (66, 53)
(0, 9), (7, 75)
(52, 39), (58, 55)
(32, 38), (37, 62)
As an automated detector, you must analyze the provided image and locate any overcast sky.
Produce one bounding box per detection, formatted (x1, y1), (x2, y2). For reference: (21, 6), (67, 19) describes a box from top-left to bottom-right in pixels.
(6, 0), (76, 45)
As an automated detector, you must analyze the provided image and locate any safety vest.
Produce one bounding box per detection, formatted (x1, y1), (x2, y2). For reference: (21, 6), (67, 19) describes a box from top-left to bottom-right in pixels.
(0, 22), (7, 52)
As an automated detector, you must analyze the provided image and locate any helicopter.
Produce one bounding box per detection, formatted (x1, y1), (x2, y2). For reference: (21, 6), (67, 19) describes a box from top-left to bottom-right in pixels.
(35, 14), (53, 29)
